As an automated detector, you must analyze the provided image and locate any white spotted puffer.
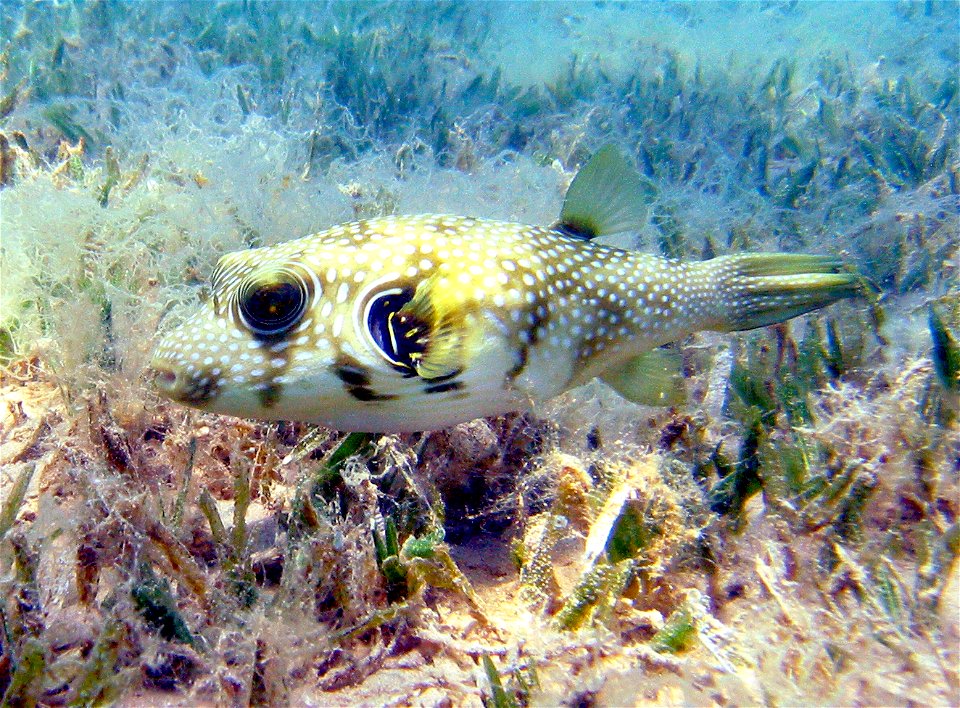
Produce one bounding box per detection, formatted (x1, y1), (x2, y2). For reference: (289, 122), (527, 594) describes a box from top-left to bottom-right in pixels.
(150, 147), (863, 432)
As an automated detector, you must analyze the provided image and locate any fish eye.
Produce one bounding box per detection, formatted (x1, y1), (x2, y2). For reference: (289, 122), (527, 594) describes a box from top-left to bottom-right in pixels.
(238, 272), (308, 338)
(366, 287), (425, 370)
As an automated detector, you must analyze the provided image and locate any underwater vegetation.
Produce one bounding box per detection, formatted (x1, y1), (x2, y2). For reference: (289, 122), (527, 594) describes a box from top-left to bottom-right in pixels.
(1, 1), (958, 705)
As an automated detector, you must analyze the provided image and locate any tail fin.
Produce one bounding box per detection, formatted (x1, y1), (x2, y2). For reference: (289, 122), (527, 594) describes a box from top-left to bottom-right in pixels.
(708, 253), (864, 332)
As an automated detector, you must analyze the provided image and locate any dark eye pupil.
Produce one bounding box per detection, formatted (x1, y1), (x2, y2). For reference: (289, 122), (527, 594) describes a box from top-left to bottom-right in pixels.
(367, 288), (426, 371)
(241, 281), (305, 337)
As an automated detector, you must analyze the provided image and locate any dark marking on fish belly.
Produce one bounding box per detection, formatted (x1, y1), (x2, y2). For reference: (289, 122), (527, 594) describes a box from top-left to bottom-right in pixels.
(528, 306), (549, 346)
(332, 357), (394, 401)
(347, 385), (397, 402)
(507, 301), (549, 381)
(507, 344), (528, 380)
(334, 360), (372, 387)
(425, 368), (463, 383)
(257, 382), (282, 409)
(424, 380), (463, 394)
(183, 377), (219, 405)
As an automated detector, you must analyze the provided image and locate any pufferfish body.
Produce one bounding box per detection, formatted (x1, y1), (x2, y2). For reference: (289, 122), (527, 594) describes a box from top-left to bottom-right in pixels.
(150, 147), (862, 432)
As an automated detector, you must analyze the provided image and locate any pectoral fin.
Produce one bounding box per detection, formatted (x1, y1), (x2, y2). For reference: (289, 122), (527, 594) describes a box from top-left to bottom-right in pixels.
(599, 348), (687, 407)
(398, 275), (465, 380)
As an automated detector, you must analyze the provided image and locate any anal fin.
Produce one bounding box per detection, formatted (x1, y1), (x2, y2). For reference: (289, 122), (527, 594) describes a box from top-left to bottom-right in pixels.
(599, 348), (687, 407)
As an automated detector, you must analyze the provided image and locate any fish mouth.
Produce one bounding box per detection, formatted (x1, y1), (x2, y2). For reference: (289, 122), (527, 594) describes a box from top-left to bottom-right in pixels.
(146, 361), (189, 401)
(147, 364), (179, 396)
(147, 358), (218, 406)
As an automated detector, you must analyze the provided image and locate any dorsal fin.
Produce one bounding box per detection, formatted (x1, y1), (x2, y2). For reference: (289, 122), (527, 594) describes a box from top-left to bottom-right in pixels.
(556, 145), (653, 240)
